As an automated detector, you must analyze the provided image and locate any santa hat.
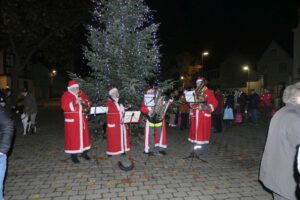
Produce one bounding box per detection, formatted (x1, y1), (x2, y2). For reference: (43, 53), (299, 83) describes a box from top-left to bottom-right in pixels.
(67, 80), (79, 89)
(146, 88), (155, 94)
(109, 88), (118, 96)
(196, 76), (205, 83)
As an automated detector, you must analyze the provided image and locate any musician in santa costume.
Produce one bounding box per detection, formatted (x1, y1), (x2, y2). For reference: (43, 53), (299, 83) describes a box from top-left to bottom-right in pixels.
(140, 88), (171, 156)
(106, 88), (131, 156)
(188, 77), (218, 156)
(61, 80), (92, 163)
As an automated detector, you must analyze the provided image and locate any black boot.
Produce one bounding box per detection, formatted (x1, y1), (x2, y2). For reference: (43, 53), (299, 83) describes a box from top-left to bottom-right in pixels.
(81, 151), (91, 160)
(71, 154), (79, 164)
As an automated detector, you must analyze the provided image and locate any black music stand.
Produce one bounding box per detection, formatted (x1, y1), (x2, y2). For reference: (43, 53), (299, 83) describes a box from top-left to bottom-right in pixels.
(118, 111), (142, 171)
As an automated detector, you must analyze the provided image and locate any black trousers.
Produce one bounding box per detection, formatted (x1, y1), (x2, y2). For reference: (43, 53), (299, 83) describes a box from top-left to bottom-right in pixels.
(180, 113), (189, 130)
(213, 114), (222, 132)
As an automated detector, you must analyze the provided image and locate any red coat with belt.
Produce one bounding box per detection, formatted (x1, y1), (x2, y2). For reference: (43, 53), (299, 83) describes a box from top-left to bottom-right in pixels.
(61, 91), (91, 153)
(106, 98), (130, 155)
(140, 101), (167, 152)
(188, 89), (218, 144)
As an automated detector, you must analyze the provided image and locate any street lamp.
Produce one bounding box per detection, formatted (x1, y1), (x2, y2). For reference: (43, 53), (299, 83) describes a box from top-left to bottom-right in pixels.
(201, 51), (209, 68)
(243, 65), (250, 94)
(49, 69), (57, 97)
(180, 76), (184, 89)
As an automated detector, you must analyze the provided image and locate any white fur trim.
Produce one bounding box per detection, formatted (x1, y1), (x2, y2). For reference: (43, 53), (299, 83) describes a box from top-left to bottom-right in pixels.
(69, 102), (75, 111)
(204, 113), (211, 117)
(106, 148), (130, 155)
(188, 138), (209, 144)
(67, 84), (79, 90)
(65, 146), (91, 154)
(208, 104), (214, 112)
(65, 118), (74, 122)
(107, 123), (115, 128)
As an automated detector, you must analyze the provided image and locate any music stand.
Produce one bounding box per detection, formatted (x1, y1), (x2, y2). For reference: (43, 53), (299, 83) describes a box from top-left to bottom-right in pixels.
(118, 111), (142, 171)
(123, 111), (141, 124)
(144, 94), (155, 106)
(89, 106), (108, 115)
(184, 91), (195, 103)
(183, 91), (208, 167)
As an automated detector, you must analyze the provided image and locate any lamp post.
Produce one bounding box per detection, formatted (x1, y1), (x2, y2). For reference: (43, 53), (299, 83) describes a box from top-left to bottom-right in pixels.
(243, 66), (250, 94)
(201, 51), (209, 69)
(49, 69), (57, 97)
(180, 76), (184, 89)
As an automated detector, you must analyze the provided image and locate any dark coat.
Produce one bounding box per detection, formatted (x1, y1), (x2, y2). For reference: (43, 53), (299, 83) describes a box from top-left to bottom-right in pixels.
(0, 106), (14, 154)
(259, 104), (300, 199)
(248, 93), (260, 109)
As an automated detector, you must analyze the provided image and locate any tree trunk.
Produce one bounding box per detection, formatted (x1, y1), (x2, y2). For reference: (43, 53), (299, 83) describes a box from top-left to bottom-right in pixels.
(10, 56), (21, 105)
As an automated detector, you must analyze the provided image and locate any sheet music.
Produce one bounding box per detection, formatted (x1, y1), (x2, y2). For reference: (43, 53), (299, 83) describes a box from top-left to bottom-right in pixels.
(123, 111), (141, 123)
(144, 94), (155, 107)
(89, 106), (108, 114)
(184, 91), (196, 103)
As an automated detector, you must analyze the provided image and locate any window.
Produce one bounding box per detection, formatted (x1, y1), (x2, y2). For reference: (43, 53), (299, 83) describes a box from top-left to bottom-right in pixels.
(4, 52), (15, 67)
(278, 63), (287, 73)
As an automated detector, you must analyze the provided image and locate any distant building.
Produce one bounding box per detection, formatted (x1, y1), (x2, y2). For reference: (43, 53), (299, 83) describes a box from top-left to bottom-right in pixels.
(0, 48), (65, 99)
(257, 41), (293, 89)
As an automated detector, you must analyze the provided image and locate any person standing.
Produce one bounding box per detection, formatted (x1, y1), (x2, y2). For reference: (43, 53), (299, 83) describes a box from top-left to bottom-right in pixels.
(260, 88), (272, 121)
(21, 88), (38, 133)
(106, 88), (130, 156)
(260, 82), (300, 200)
(0, 106), (14, 199)
(237, 90), (247, 123)
(213, 88), (224, 133)
(61, 80), (91, 164)
(188, 77), (218, 156)
(178, 95), (190, 131)
(140, 88), (170, 156)
(248, 89), (260, 124)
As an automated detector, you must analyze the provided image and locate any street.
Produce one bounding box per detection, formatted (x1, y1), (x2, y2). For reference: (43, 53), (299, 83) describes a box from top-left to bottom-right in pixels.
(5, 106), (272, 200)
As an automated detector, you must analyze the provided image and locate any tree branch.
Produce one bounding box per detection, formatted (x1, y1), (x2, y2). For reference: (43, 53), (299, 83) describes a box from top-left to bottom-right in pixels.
(20, 32), (53, 70)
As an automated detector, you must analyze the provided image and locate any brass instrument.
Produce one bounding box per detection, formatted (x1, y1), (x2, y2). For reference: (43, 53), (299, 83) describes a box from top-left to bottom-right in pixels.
(148, 89), (171, 123)
(194, 81), (207, 103)
(78, 98), (90, 115)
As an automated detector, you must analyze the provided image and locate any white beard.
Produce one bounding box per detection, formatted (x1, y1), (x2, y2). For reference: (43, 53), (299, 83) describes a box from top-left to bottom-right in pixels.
(114, 98), (119, 103)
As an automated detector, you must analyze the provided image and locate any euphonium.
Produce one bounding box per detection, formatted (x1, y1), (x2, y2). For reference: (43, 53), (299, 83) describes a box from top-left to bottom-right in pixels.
(148, 89), (170, 123)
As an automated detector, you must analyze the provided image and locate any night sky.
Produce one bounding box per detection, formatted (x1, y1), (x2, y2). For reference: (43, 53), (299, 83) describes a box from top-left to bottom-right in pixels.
(146, 0), (299, 70)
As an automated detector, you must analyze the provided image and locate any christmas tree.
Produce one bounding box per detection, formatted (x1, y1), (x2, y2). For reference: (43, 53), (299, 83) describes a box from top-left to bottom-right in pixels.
(71, 0), (173, 131)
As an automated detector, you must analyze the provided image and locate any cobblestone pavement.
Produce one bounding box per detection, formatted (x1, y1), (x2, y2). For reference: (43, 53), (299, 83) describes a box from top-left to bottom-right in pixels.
(5, 106), (272, 200)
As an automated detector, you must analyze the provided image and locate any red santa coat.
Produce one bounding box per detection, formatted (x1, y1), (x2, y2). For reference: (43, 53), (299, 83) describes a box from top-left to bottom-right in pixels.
(188, 89), (218, 144)
(61, 91), (91, 153)
(260, 92), (272, 107)
(140, 101), (167, 152)
(106, 98), (130, 155)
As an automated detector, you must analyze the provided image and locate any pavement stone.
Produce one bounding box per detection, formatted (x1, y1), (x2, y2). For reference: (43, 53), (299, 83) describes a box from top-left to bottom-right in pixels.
(4, 106), (273, 199)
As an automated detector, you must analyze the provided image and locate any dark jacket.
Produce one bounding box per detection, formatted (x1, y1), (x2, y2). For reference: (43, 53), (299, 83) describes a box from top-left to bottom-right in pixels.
(0, 106), (14, 154)
(248, 92), (260, 109)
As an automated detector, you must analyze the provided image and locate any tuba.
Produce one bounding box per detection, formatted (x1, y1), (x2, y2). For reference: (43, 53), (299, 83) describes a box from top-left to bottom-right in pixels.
(194, 81), (207, 103)
(148, 89), (170, 123)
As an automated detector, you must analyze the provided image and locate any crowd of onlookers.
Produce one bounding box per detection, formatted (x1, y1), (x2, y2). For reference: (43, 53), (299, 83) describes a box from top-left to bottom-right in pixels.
(167, 87), (278, 133)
